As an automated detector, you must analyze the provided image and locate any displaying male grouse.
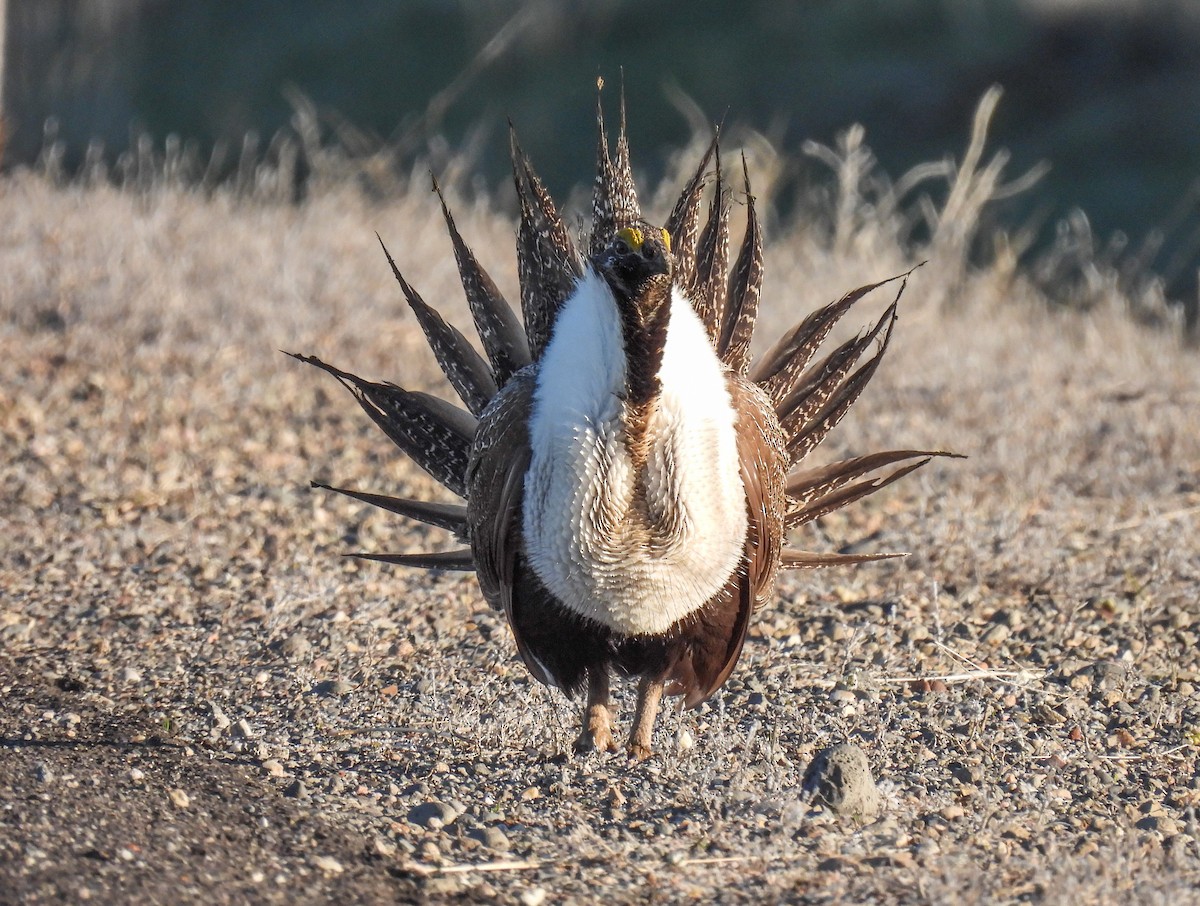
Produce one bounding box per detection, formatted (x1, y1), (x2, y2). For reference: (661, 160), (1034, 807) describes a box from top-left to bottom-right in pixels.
(292, 86), (950, 759)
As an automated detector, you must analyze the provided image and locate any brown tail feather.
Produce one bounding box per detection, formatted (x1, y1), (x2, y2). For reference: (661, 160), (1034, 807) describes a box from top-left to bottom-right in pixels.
(687, 146), (730, 343)
(717, 154), (764, 374)
(589, 76), (643, 254)
(311, 481), (468, 538)
(785, 456), (930, 530)
(665, 131), (718, 294)
(510, 127), (583, 360)
(776, 297), (896, 440)
(784, 305), (896, 464)
(377, 236), (497, 416)
(288, 352), (474, 498)
(348, 549), (476, 571)
(786, 449), (960, 506)
(432, 177), (531, 387)
(780, 549), (908, 569)
(611, 77), (642, 230)
(752, 271), (911, 404)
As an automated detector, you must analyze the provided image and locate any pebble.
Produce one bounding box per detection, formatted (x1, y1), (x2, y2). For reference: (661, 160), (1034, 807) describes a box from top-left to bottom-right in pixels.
(283, 780), (308, 799)
(121, 667), (142, 683)
(311, 855), (344, 874)
(262, 759), (285, 778)
(129, 768), (145, 783)
(209, 702), (231, 732)
(521, 888), (547, 906)
(35, 763), (54, 784)
(677, 729), (695, 752)
(801, 743), (882, 818)
(408, 800), (459, 828)
(168, 788), (190, 809)
(482, 826), (510, 851)
(280, 635), (311, 659)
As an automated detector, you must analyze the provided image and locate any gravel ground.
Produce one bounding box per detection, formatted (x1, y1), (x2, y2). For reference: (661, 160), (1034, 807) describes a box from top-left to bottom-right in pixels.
(2, 174), (1200, 904)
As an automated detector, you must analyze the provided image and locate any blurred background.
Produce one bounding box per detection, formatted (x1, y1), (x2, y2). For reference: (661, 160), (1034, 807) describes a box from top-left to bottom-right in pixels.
(2, 0), (1199, 302)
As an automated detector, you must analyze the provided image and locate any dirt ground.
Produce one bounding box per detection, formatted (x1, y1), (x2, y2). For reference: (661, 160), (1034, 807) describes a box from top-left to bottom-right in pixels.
(2, 173), (1199, 904)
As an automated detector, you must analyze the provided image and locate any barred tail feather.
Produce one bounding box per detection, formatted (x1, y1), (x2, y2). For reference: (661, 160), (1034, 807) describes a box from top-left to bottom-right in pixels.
(786, 450), (958, 507)
(751, 271), (913, 405)
(349, 549), (476, 571)
(780, 549), (908, 569)
(310, 481), (469, 538)
(510, 127), (583, 359)
(665, 131), (718, 294)
(688, 146), (730, 343)
(784, 456), (930, 530)
(288, 353), (474, 498)
(776, 297), (897, 443)
(590, 76), (643, 254)
(432, 178), (531, 387)
(717, 154), (763, 374)
(377, 236), (497, 416)
(784, 308), (896, 465)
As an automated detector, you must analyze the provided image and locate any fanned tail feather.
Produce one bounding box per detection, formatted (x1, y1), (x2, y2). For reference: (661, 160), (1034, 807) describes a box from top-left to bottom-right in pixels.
(717, 154), (763, 374)
(784, 303), (896, 465)
(751, 271), (912, 406)
(511, 127), (582, 360)
(776, 297), (897, 448)
(785, 456), (929, 530)
(590, 76), (643, 254)
(310, 481), (469, 538)
(377, 235), (497, 416)
(687, 146), (730, 343)
(780, 549), (908, 569)
(349, 549), (476, 571)
(432, 177), (531, 387)
(786, 450), (958, 507)
(287, 352), (474, 498)
(665, 131), (718, 293)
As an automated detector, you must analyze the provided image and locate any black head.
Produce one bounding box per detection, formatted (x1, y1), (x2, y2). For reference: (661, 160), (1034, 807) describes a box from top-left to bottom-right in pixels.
(593, 223), (674, 305)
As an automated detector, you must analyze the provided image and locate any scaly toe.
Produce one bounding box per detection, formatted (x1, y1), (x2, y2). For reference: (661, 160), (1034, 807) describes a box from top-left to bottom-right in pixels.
(627, 742), (654, 762)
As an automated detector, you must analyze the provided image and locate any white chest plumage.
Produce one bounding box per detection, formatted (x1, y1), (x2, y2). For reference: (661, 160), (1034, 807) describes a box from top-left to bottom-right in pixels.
(522, 269), (749, 636)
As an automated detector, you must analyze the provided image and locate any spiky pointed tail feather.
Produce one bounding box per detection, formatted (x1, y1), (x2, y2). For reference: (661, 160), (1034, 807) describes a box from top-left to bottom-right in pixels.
(510, 128), (582, 360)
(433, 178), (531, 388)
(377, 236), (497, 417)
(287, 352), (474, 498)
(310, 481), (469, 538)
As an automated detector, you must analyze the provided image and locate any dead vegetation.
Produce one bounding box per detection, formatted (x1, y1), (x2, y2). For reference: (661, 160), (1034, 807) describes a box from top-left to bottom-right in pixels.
(2, 94), (1199, 903)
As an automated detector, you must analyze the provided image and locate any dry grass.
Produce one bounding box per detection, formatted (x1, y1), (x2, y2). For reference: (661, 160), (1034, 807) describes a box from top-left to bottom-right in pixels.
(3, 103), (1199, 903)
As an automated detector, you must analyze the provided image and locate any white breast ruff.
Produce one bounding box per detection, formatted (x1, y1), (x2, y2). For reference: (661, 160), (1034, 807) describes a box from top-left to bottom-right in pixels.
(522, 273), (748, 636)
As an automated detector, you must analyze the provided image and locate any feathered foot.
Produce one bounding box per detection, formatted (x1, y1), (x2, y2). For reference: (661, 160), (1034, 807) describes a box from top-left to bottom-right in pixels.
(628, 675), (665, 761)
(575, 667), (617, 754)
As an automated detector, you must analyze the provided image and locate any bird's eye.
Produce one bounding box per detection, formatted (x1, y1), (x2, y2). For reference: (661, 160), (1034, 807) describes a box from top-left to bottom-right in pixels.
(613, 239), (630, 255)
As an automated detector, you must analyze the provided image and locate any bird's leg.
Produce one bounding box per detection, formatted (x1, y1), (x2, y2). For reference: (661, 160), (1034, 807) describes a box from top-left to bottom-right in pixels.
(574, 666), (616, 753)
(628, 674), (665, 761)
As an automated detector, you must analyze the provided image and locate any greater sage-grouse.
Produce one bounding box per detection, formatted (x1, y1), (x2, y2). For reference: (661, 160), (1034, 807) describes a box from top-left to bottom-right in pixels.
(292, 88), (951, 759)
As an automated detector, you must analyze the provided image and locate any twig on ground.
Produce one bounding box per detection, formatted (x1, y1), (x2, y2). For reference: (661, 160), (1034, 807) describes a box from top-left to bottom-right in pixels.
(402, 859), (542, 876)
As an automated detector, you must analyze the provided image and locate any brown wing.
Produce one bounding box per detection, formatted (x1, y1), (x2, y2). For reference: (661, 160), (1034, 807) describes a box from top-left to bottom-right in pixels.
(466, 368), (534, 616)
(729, 374), (788, 611)
(465, 368), (571, 687)
(672, 375), (788, 708)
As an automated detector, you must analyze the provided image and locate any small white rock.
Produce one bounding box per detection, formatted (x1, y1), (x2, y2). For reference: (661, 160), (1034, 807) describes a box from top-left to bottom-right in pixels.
(312, 855), (344, 874)
(521, 888), (547, 906)
(677, 729), (695, 752)
(129, 768), (145, 783)
(168, 788), (190, 809)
